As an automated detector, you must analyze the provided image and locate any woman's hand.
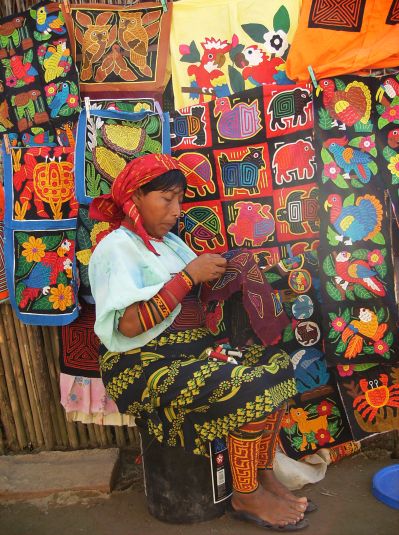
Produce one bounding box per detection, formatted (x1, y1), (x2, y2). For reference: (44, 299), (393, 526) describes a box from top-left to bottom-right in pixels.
(185, 254), (227, 284)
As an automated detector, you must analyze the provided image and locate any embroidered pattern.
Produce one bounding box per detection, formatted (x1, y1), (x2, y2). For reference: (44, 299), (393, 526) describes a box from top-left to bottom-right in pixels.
(63, 2), (172, 94)
(386, 0), (399, 24)
(60, 301), (100, 377)
(0, 0), (80, 138)
(173, 84), (319, 261)
(308, 0), (366, 31)
(337, 365), (399, 440)
(75, 108), (170, 204)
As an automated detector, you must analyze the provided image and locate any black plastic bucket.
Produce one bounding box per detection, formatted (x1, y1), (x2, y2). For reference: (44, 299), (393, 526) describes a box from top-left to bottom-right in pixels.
(138, 426), (226, 523)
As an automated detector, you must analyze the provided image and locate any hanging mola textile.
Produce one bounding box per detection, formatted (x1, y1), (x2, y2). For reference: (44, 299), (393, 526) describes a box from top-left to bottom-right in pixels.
(0, 0), (80, 144)
(170, 0), (302, 109)
(334, 363), (399, 441)
(286, 0), (399, 83)
(2, 145), (79, 325)
(171, 83), (319, 265)
(61, 1), (172, 96)
(0, 183), (8, 302)
(313, 73), (399, 367)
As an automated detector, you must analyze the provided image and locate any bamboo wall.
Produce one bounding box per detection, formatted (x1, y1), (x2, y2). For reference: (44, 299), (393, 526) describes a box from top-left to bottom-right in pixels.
(0, 0), (144, 455)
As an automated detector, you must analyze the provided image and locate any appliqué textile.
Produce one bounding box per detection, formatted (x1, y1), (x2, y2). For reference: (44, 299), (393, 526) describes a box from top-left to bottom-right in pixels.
(62, 1), (172, 95)
(336, 364), (399, 440)
(313, 73), (399, 365)
(2, 145), (78, 325)
(60, 301), (100, 378)
(286, 0), (399, 82)
(0, 0), (80, 137)
(200, 249), (290, 346)
(170, 0), (301, 108)
(75, 108), (171, 204)
(279, 379), (352, 460)
(0, 183), (8, 302)
(172, 84), (319, 263)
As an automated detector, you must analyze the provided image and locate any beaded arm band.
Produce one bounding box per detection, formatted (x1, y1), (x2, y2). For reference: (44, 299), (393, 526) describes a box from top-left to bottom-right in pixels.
(137, 270), (194, 332)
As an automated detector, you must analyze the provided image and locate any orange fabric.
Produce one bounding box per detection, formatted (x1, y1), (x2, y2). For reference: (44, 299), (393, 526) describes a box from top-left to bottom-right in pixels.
(286, 0), (399, 83)
(258, 407), (285, 470)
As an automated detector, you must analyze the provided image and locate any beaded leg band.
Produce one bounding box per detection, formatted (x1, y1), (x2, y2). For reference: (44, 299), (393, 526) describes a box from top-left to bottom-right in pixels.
(258, 407), (285, 471)
(228, 417), (269, 494)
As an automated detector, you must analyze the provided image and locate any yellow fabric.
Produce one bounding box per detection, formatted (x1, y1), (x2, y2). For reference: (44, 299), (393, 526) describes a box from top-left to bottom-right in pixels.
(170, 0), (302, 109)
(286, 0), (399, 83)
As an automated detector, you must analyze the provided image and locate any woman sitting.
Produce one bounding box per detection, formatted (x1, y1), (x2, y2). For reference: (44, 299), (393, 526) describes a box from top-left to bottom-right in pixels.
(88, 153), (311, 531)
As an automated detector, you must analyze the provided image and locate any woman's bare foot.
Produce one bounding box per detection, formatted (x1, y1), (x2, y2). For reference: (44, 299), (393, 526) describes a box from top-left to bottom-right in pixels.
(258, 469), (308, 507)
(231, 485), (307, 527)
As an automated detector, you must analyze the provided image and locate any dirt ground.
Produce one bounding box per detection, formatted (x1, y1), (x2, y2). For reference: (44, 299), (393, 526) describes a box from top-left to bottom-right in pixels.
(0, 448), (398, 535)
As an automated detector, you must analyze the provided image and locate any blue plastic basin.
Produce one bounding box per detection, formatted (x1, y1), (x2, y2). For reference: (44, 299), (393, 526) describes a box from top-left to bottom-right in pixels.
(372, 464), (399, 510)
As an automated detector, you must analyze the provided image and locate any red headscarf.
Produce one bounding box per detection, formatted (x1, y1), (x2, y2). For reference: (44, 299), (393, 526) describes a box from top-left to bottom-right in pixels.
(89, 154), (182, 254)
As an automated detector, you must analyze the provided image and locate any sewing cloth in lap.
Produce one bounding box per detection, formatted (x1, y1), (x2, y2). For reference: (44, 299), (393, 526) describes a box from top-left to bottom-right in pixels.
(0, 183), (8, 302)
(279, 375), (353, 460)
(0, 0), (80, 138)
(170, 0), (301, 109)
(74, 107), (171, 204)
(2, 145), (78, 325)
(313, 73), (399, 366)
(60, 301), (100, 377)
(171, 83), (319, 263)
(200, 249), (290, 346)
(62, 1), (172, 95)
(335, 364), (399, 440)
(285, 0), (399, 83)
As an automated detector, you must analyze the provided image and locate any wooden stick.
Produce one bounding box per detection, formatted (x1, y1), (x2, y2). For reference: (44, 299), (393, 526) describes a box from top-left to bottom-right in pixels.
(0, 312), (27, 449)
(26, 325), (55, 450)
(0, 350), (19, 451)
(12, 315), (44, 447)
(41, 326), (68, 447)
(76, 422), (89, 449)
(85, 423), (98, 448)
(114, 425), (126, 448)
(3, 306), (36, 447)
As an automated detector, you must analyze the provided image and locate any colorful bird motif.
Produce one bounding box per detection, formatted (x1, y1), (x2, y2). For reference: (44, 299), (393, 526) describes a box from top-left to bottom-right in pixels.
(341, 308), (388, 359)
(317, 79), (371, 129)
(387, 128), (399, 148)
(334, 251), (385, 297)
(31, 5), (66, 35)
(6, 54), (38, 85)
(21, 129), (56, 147)
(233, 44), (284, 86)
(48, 82), (69, 118)
(42, 40), (70, 82)
(182, 36), (237, 103)
(228, 201), (275, 247)
(19, 240), (73, 309)
(324, 137), (373, 183)
(324, 193), (383, 246)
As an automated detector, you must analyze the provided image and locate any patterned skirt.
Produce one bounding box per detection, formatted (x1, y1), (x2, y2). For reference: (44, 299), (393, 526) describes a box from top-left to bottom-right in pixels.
(99, 327), (297, 455)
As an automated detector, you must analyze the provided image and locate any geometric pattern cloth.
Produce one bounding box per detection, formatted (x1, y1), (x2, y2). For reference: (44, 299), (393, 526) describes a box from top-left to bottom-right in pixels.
(62, 1), (172, 95)
(171, 83), (319, 265)
(2, 144), (78, 325)
(60, 301), (100, 378)
(170, 0), (302, 108)
(313, 73), (399, 366)
(286, 0), (399, 82)
(0, 0), (80, 142)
